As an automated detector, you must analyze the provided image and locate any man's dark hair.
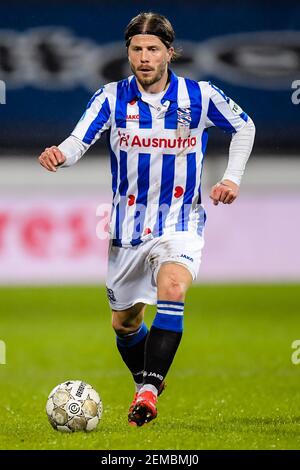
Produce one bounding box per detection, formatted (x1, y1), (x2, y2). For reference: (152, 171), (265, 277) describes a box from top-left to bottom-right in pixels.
(125, 12), (181, 61)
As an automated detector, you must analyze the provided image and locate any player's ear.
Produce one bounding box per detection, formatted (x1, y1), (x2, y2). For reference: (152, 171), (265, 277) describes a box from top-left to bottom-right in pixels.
(167, 47), (174, 63)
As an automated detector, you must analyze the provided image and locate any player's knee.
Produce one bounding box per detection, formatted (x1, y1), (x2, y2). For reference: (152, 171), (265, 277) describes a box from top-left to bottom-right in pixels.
(159, 280), (186, 302)
(111, 314), (141, 336)
(112, 325), (130, 336)
(111, 317), (129, 336)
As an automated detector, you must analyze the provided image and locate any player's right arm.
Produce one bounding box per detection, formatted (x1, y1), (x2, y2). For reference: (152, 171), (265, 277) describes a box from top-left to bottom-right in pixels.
(38, 87), (112, 172)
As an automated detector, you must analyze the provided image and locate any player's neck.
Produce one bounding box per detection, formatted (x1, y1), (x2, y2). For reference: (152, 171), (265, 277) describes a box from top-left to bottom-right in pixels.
(136, 70), (170, 94)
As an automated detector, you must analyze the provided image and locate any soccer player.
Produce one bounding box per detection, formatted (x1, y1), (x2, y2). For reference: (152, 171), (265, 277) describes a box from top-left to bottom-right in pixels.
(38, 12), (255, 427)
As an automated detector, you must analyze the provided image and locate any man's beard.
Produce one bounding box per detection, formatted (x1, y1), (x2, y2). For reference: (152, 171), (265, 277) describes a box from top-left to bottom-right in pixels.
(130, 60), (167, 87)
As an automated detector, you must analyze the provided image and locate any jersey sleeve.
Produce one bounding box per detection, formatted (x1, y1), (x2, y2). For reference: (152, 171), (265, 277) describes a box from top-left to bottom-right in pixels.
(205, 82), (248, 133)
(71, 87), (111, 145)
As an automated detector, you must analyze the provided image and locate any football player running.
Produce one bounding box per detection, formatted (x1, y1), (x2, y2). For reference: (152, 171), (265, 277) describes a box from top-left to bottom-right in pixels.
(38, 12), (255, 427)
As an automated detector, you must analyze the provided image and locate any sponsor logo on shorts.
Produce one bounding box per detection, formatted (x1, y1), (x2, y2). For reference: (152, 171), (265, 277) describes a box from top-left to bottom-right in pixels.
(106, 287), (116, 302)
(180, 254), (194, 262)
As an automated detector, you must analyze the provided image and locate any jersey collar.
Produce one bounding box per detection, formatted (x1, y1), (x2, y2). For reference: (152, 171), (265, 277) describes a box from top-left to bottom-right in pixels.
(128, 69), (178, 104)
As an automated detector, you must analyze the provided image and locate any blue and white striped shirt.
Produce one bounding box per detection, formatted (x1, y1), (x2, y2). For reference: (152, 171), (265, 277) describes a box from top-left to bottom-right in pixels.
(71, 70), (248, 247)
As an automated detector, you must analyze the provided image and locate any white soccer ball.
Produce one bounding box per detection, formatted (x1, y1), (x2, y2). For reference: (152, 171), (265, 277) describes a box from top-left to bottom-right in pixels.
(46, 380), (102, 432)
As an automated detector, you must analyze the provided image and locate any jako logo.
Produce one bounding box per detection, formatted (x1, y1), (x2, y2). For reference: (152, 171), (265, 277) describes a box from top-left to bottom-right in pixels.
(126, 114), (139, 120)
(180, 254), (194, 262)
(146, 372), (164, 381)
(118, 133), (197, 149)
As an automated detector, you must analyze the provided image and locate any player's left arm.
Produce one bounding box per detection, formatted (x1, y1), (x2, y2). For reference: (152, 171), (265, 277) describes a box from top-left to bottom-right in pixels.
(205, 83), (256, 206)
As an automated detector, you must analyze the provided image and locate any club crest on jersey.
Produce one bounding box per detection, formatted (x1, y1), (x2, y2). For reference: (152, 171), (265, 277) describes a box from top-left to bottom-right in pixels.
(177, 107), (191, 138)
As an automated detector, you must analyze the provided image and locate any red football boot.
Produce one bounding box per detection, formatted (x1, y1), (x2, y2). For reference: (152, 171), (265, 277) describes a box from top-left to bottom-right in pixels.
(128, 390), (158, 427)
(128, 382), (165, 427)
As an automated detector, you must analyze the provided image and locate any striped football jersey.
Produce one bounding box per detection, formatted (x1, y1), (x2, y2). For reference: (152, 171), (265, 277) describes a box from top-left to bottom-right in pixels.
(71, 70), (248, 247)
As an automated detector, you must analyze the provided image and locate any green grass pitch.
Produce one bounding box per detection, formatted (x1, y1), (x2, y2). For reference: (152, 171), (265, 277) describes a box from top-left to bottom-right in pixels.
(1, 284), (300, 450)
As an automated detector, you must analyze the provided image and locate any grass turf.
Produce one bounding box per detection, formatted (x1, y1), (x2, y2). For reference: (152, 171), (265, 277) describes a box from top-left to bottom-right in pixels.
(1, 284), (300, 450)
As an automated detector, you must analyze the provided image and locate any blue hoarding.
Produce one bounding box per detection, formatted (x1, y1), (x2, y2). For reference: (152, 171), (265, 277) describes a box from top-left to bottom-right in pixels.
(0, 1), (299, 151)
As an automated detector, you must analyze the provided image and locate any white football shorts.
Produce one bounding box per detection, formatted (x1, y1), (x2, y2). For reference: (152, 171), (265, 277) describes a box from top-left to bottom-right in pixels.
(106, 231), (204, 311)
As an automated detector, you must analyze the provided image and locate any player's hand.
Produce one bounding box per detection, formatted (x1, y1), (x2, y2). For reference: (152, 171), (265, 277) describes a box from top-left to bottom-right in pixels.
(38, 146), (66, 172)
(209, 179), (239, 206)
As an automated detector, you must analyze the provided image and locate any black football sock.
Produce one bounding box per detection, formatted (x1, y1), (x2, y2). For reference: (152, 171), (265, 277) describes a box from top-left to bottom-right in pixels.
(116, 323), (148, 387)
(143, 300), (184, 392)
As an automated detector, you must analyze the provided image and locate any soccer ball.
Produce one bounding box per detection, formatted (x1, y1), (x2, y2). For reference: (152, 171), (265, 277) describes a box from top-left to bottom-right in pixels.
(46, 380), (102, 432)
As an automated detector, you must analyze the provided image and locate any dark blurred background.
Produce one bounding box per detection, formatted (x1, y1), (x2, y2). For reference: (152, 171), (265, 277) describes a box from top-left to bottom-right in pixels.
(0, 0), (300, 154)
